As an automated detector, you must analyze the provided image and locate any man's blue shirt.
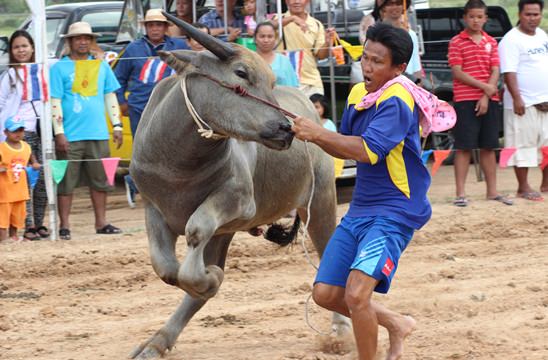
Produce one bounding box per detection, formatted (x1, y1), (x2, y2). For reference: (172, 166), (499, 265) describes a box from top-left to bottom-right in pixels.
(198, 10), (246, 39)
(50, 56), (120, 142)
(114, 36), (189, 114)
(341, 83), (432, 229)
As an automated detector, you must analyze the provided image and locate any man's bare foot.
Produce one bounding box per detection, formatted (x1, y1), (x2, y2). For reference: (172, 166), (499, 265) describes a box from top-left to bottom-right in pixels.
(386, 315), (416, 360)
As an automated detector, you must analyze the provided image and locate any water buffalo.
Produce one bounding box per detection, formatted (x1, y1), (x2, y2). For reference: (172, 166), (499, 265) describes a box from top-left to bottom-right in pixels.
(129, 14), (349, 359)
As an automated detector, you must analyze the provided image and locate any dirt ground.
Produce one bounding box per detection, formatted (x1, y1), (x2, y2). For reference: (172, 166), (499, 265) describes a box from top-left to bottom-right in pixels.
(1, 166), (547, 360)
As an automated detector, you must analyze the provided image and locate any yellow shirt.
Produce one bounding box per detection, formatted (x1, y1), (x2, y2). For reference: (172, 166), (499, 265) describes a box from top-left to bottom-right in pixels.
(276, 12), (326, 88)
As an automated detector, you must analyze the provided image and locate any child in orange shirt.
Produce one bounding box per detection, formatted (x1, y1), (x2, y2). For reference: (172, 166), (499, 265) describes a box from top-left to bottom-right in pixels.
(0, 117), (40, 242)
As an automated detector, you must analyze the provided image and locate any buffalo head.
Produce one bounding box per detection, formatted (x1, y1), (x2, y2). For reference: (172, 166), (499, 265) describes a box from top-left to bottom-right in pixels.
(159, 12), (294, 150)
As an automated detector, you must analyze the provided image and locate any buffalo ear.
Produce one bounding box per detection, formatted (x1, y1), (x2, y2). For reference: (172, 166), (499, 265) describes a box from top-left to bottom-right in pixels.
(158, 50), (197, 74)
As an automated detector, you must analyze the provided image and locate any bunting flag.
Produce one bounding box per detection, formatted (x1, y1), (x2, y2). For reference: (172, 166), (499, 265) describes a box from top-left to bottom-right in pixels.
(421, 150), (433, 166)
(25, 166), (40, 189)
(72, 60), (101, 96)
(541, 146), (548, 170)
(139, 58), (174, 84)
(49, 160), (69, 184)
(499, 147), (517, 168)
(283, 50), (304, 81)
(21, 63), (49, 101)
(101, 157), (120, 186)
(430, 150), (451, 176)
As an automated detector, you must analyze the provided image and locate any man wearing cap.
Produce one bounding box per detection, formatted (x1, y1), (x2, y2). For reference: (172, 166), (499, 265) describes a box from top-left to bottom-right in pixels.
(114, 9), (189, 137)
(114, 9), (189, 208)
(49, 21), (124, 240)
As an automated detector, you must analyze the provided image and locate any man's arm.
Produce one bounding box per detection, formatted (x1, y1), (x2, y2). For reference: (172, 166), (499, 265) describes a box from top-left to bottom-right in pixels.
(292, 116), (371, 163)
(451, 65), (498, 97)
(504, 72), (525, 116)
(315, 28), (336, 60)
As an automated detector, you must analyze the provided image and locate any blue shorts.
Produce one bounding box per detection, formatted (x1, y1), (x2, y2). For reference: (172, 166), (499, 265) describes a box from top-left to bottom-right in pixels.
(315, 216), (414, 294)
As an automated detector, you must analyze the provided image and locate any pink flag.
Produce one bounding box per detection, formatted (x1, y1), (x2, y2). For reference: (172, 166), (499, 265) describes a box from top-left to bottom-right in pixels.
(431, 150), (451, 176)
(499, 147), (517, 168)
(101, 157), (120, 186)
(541, 146), (548, 170)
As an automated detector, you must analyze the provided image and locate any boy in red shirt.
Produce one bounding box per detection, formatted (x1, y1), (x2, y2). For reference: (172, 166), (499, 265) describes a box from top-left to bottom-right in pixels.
(0, 117), (40, 242)
(448, 0), (512, 207)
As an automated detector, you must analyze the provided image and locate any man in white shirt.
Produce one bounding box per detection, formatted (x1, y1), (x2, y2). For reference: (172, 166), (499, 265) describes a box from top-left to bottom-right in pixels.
(498, 0), (548, 201)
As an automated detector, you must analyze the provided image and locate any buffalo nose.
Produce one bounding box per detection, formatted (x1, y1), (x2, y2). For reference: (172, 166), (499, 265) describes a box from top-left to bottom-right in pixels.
(279, 123), (293, 133)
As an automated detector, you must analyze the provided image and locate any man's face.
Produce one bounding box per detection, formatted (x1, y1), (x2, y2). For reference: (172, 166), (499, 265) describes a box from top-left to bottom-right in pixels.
(146, 22), (168, 43)
(463, 8), (487, 33)
(69, 35), (92, 56)
(176, 0), (192, 18)
(286, 0), (308, 16)
(361, 40), (404, 93)
(519, 4), (542, 34)
(215, 0), (236, 15)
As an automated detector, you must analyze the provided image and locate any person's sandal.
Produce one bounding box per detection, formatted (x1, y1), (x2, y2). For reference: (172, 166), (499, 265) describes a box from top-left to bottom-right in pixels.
(36, 226), (50, 238)
(96, 224), (122, 234)
(59, 228), (71, 240)
(453, 196), (468, 207)
(23, 228), (41, 241)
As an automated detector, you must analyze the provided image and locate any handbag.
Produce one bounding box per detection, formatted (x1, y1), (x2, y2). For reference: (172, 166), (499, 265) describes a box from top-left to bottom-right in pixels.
(332, 36), (345, 65)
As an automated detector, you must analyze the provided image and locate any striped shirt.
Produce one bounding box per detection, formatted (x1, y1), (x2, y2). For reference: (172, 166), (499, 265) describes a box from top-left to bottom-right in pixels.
(198, 10), (246, 36)
(448, 30), (500, 102)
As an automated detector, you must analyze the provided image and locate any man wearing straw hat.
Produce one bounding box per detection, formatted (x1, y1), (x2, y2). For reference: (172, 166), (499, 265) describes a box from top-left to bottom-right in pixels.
(114, 9), (189, 208)
(50, 21), (124, 240)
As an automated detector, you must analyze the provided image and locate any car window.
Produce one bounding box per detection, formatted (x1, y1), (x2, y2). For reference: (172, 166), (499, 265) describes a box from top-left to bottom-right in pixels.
(81, 11), (122, 44)
(26, 16), (66, 58)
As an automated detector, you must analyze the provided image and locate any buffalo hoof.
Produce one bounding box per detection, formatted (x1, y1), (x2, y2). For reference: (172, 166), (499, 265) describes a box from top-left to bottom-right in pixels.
(129, 331), (171, 359)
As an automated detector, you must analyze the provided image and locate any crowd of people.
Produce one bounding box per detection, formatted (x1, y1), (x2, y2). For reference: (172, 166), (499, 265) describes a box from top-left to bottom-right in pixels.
(0, 0), (547, 358)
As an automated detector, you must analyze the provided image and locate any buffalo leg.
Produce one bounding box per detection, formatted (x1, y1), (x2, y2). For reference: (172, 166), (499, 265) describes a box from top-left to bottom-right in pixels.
(145, 204), (181, 286)
(130, 234), (234, 359)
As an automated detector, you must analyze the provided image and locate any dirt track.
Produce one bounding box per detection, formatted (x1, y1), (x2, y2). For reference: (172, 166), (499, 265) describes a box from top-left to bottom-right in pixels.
(1, 166), (547, 360)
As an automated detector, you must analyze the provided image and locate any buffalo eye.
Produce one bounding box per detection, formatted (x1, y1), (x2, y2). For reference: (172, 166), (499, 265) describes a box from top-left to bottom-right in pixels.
(235, 69), (248, 80)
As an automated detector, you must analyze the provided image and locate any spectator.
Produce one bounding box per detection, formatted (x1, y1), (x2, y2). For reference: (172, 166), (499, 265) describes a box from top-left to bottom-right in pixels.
(0, 30), (50, 240)
(198, 0), (246, 42)
(188, 23), (211, 51)
(254, 22), (299, 87)
(499, 0), (548, 201)
(244, 0), (258, 35)
(448, 0), (512, 207)
(0, 117), (40, 242)
(352, 0), (423, 85)
(273, 0), (336, 97)
(291, 23), (430, 360)
(310, 93), (336, 131)
(50, 22), (124, 240)
(115, 9), (189, 208)
(168, 0), (194, 37)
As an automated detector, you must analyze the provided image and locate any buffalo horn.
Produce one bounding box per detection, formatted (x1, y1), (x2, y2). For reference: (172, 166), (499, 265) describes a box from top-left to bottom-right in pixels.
(162, 11), (236, 61)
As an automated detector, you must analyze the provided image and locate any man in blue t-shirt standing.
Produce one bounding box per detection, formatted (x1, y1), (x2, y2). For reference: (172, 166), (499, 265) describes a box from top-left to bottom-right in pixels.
(50, 22), (124, 240)
(292, 23), (431, 360)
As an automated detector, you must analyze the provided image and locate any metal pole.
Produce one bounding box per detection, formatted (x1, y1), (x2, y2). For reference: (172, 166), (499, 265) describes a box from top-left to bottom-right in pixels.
(325, 0), (337, 125)
(192, 0), (197, 22)
(256, 0), (266, 22)
(223, 0), (228, 36)
(27, 0), (57, 240)
(277, 0), (283, 44)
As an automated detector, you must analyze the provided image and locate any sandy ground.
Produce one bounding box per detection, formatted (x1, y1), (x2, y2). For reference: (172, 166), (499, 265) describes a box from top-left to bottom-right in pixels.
(1, 166), (547, 360)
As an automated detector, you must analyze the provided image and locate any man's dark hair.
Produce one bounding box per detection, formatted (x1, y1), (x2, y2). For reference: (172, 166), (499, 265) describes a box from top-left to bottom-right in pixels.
(309, 93), (330, 119)
(9, 30), (35, 66)
(518, 0), (544, 12)
(464, 0), (487, 14)
(365, 22), (413, 66)
(191, 22), (211, 35)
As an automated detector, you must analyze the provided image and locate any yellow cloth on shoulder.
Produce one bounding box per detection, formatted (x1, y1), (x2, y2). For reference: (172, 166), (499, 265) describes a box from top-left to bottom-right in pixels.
(72, 60), (100, 97)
